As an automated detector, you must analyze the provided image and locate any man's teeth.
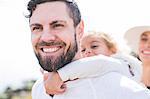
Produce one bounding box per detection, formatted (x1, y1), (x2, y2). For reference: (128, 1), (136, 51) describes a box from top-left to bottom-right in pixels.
(43, 48), (59, 53)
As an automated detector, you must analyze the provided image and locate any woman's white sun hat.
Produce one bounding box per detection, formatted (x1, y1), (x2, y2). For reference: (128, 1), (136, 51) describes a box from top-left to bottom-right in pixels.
(124, 26), (150, 53)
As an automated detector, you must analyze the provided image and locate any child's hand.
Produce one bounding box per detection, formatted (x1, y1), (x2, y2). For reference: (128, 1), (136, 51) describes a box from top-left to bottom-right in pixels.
(43, 72), (66, 95)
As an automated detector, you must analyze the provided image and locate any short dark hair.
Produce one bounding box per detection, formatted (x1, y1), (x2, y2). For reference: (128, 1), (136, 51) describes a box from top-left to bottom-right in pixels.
(26, 0), (81, 27)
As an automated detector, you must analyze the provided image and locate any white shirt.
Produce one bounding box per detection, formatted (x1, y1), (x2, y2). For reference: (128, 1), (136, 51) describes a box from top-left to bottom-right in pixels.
(32, 72), (150, 99)
(32, 55), (149, 99)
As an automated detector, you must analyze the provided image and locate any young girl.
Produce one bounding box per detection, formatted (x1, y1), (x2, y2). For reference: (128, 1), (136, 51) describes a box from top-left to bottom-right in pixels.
(80, 31), (141, 80)
(40, 31), (142, 95)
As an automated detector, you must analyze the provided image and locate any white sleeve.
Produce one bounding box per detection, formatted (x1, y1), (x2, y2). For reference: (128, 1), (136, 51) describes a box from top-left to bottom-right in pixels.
(58, 55), (124, 81)
(113, 54), (142, 82)
(32, 79), (53, 99)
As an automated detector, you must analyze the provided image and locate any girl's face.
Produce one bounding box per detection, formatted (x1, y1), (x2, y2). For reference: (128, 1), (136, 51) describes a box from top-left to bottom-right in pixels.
(138, 32), (150, 64)
(81, 35), (113, 58)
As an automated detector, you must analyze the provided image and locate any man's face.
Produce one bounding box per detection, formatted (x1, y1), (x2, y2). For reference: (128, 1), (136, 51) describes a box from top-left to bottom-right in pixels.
(29, 2), (79, 72)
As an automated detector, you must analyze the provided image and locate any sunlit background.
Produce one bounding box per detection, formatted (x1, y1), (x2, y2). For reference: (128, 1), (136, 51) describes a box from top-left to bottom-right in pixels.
(0, 0), (150, 94)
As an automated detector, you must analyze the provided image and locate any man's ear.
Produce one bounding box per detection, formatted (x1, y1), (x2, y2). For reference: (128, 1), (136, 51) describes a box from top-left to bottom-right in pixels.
(76, 20), (84, 39)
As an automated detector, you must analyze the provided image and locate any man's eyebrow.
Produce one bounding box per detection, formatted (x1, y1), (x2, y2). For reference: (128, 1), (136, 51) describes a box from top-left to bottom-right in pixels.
(29, 20), (67, 27)
(50, 20), (66, 25)
(30, 23), (42, 27)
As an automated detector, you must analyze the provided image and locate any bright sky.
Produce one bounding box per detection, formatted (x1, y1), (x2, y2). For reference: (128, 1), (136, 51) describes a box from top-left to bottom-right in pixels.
(0, 0), (150, 92)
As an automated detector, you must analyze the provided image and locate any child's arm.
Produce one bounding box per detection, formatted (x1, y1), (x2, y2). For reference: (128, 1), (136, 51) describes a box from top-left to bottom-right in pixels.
(58, 54), (123, 81)
(43, 72), (66, 95)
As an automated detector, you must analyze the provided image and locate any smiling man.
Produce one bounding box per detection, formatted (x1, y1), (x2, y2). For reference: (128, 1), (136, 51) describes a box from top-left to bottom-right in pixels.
(27, 0), (150, 99)
(29, 0), (82, 72)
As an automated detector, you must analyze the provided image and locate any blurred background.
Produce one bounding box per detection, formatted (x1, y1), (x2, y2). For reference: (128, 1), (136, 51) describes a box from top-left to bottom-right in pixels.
(0, 0), (150, 98)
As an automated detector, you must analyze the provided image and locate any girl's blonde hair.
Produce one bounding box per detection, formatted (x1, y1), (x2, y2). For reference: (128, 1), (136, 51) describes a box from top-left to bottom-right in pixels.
(82, 31), (117, 54)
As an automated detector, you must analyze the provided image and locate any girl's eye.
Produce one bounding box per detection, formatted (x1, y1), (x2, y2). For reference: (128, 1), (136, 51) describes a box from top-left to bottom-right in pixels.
(81, 48), (86, 52)
(91, 45), (98, 49)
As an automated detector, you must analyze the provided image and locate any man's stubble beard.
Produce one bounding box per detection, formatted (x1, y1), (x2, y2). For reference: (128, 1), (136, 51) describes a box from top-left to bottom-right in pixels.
(35, 33), (78, 72)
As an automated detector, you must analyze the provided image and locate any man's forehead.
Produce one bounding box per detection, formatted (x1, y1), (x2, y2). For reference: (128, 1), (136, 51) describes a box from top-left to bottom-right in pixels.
(33, 2), (68, 15)
(29, 2), (72, 24)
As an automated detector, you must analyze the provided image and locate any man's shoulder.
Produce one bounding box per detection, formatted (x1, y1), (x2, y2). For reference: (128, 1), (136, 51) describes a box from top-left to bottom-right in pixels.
(32, 78), (52, 99)
(32, 78), (43, 97)
(32, 78), (43, 91)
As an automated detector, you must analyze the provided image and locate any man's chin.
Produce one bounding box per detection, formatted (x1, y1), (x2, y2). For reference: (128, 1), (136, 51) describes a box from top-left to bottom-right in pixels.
(39, 55), (64, 72)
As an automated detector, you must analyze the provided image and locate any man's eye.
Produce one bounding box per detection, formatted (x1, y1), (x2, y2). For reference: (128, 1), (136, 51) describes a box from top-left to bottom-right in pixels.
(32, 26), (42, 32)
(52, 24), (64, 29)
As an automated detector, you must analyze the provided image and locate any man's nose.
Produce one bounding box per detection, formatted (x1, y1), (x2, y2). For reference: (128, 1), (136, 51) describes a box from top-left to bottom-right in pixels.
(40, 27), (56, 42)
